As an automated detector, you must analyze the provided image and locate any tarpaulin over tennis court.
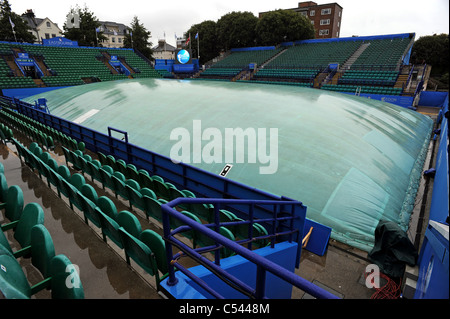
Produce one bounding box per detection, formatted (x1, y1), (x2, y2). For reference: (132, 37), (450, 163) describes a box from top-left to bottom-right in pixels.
(25, 78), (433, 251)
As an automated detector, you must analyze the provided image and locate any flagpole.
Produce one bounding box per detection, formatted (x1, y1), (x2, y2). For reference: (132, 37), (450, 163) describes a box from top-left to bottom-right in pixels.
(197, 33), (200, 61)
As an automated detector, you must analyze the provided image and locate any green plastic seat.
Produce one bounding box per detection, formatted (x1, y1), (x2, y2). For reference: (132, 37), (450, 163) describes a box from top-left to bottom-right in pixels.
(115, 159), (127, 176)
(0, 244), (31, 299)
(0, 185), (24, 222)
(99, 165), (114, 189)
(0, 173), (8, 202)
(139, 173), (154, 191)
(97, 207), (123, 248)
(30, 224), (55, 278)
(116, 210), (142, 238)
(97, 196), (118, 220)
(106, 155), (116, 168)
(57, 165), (71, 181)
(13, 203), (45, 251)
(140, 187), (156, 199)
(85, 159), (101, 181)
(49, 255), (85, 299)
(153, 178), (171, 200)
(81, 184), (98, 205)
(118, 227), (161, 283)
(126, 164), (140, 182)
(124, 179), (140, 207)
(70, 173), (85, 191)
(78, 194), (101, 228)
(143, 197), (164, 221)
(140, 229), (168, 274)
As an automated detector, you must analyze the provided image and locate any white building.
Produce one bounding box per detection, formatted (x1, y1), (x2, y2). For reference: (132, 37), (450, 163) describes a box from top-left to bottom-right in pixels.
(21, 9), (63, 44)
(153, 40), (176, 60)
(98, 21), (129, 48)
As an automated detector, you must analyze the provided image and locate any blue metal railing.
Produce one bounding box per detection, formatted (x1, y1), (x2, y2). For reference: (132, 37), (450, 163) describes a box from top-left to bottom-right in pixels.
(161, 197), (339, 299)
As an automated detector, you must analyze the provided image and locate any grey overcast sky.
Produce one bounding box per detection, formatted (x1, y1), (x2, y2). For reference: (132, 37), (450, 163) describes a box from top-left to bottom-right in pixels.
(9, 0), (450, 47)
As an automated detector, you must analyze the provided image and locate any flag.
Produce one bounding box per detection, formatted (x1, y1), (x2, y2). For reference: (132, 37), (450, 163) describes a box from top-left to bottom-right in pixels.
(114, 30), (118, 36)
(174, 33), (177, 40)
(9, 16), (15, 29)
(95, 27), (100, 33)
(185, 36), (190, 45)
(130, 31), (133, 37)
(195, 33), (198, 40)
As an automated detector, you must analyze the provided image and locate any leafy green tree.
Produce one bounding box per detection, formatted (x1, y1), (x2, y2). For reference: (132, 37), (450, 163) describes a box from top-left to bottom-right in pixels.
(123, 16), (153, 60)
(256, 9), (315, 45)
(0, 0), (36, 43)
(411, 34), (449, 77)
(216, 11), (258, 50)
(186, 20), (218, 64)
(63, 5), (106, 47)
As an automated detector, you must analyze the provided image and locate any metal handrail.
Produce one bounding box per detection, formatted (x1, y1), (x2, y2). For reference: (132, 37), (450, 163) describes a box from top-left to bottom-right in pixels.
(161, 197), (339, 299)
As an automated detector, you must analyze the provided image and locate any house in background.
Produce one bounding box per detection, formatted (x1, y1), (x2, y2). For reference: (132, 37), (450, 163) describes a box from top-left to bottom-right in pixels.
(98, 21), (129, 48)
(153, 39), (176, 60)
(21, 9), (63, 44)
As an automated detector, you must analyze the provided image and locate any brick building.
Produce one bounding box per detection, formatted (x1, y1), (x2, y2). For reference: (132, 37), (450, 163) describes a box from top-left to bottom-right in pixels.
(259, 2), (343, 39)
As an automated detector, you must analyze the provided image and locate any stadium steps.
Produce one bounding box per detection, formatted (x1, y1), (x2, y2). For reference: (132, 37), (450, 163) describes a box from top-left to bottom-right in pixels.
(97, 55), (118, 75)
(341, 43), (370, 70)
(33, 57), (51, 77)
(32, 78), (46, 88)
(394, 65), (413, 93)
(330, 71), (343, 85)
(3, 54), (24, 77)
(118, 57), (135, 74)
(313, 71), (328, 88)
(259, 48), (288, 69)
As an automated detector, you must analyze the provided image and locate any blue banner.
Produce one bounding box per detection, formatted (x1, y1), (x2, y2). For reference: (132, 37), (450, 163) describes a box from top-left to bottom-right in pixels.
(43, 37), (78, 47)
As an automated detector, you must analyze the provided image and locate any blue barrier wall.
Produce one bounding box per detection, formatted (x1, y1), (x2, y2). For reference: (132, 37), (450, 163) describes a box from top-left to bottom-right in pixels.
(428, 95), (449, 223)
(2, 87), (68, 99)
(414, 94), (449, 299)
(161, 241), (298, 299)
(231, 46), (277, 52)
(340, 92), (415, 109)
(418, 91), (449, 108)
(414, 221), (449, 299)
(155, 59), (175, 72)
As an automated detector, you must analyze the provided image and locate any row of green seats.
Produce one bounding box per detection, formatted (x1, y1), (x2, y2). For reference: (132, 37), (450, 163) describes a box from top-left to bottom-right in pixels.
(72, 148), (269, 253)
(0, 109), (53, 150)
(0, 122), (13, 143)
(254, 69), (318, 79)
(1, 163), (83, 299)
(213, 49), (283, 68)
(0, 106), (83, 152)
(14, 140), (168, 288)
(322, 84), (403, 95)
(201, 68), (242, 77)
(241, 79), (313, 87)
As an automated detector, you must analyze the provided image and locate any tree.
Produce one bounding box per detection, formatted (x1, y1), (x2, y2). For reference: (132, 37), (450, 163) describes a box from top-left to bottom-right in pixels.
(185, 20), (218, 64)
(63, 5), (106, 47)
(411, 34), (449, 81)
(123, 16), (153, 60)
(411, 33), (449, 89)
(216, 11), (259, 50)
(256, 9), (315, 46)
(0, 0), (36, 43)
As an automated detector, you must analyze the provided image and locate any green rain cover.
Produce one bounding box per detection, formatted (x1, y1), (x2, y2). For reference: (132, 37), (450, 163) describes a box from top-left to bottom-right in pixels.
(25, 79), (433, 251)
